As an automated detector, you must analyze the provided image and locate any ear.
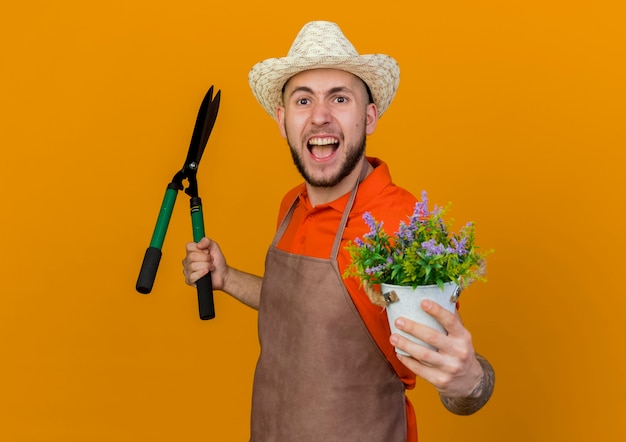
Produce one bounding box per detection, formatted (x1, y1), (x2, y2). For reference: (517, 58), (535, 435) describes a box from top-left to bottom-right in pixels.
(365, 103), (378, 135)
(276, 106), (287, 139)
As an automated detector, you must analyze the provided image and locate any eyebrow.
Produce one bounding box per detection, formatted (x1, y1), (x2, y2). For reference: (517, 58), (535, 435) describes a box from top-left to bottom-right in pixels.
(287, 86), (353, 99)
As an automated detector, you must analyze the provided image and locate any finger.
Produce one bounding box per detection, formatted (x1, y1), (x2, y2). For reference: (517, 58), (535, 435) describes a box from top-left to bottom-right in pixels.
(197, 236), (211, 249)
(182, 244), (211, 286)
(185, 237), (210, 252)
(390, 333), (444, 379)
(185, 253), (212, 272)
(420, 300), (464, 335)
(419, 301), (475, 362)
(391, 330), (461, 390)
(390, 330), (433, 361)
(394, 316), (447, 352)
(184, 263), (210, 286)
(187, 249), (211, 263)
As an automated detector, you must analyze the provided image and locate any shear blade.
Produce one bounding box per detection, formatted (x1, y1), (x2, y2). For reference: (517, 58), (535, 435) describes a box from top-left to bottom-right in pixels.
(185, 85), (221, 167)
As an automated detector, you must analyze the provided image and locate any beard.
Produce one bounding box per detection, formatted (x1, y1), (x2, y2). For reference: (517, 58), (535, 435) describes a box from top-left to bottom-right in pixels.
(287, 132), (367, 188)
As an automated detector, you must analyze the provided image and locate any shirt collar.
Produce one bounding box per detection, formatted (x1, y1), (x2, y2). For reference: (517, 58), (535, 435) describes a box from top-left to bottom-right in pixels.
(297, 157), (391, 213)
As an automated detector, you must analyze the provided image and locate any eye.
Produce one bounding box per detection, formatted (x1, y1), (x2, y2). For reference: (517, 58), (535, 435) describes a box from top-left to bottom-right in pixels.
(297, 98), (310, 105)
(334, 96), (347, 103)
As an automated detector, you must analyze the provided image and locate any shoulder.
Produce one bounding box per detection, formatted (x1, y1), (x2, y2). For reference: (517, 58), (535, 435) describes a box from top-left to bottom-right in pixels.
(350, 157), (418, 233)
(280, 184), (304, 207)
(351, 186), (417, 236)
(276, 183), (307, 225)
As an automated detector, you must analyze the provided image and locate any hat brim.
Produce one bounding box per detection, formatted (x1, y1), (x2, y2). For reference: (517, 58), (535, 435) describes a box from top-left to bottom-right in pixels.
(248, 54), (399, 120)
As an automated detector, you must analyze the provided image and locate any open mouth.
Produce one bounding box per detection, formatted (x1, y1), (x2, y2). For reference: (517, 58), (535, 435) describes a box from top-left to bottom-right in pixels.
(307, 136), (339, 160)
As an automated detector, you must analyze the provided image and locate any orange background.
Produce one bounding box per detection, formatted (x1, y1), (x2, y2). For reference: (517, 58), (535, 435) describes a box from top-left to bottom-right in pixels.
(1, 1), (624, 441)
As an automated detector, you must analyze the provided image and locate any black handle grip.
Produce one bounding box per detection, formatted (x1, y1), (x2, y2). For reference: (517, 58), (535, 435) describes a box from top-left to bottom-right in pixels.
(196, 273), (215, 320)
(136, 247), (162, 294)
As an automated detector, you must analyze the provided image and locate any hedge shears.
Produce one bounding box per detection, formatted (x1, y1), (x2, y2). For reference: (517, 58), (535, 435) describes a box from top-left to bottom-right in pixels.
(136, 85), (221, 320)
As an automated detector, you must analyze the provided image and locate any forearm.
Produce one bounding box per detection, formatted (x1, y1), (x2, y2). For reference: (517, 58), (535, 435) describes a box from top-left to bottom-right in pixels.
(440, 354), (495, 415)
(222, 267), (263, 310)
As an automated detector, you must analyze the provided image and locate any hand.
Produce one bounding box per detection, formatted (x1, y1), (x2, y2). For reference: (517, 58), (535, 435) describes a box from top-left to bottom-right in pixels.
(182, 237), (228, 291)
(389, 299), (484, 399)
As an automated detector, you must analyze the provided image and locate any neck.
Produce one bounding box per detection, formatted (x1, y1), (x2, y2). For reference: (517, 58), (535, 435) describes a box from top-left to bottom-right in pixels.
(306, 157), (373, 207)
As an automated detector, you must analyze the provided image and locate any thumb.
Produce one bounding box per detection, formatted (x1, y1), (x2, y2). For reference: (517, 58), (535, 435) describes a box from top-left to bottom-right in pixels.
(196, 236), (211, 250)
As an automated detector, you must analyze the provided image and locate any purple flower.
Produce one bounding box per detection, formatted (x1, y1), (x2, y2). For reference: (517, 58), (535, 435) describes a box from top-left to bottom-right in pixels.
(421, 239), (445, 256)
(362, 212), (384, 240)
(365, 263), (386, 275)
(452, 237), (468, 256)
(412, 199), (428, 223)
(396, 221), (415, 244)
(419, 190), (429, 216)
(363, 212), (378, 232)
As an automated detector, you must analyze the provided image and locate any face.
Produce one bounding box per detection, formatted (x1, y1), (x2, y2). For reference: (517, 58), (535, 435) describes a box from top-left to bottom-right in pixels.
(276, 69), (378, 189)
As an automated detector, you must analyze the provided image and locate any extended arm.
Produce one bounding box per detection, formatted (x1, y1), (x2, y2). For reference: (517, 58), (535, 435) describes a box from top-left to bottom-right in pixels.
(183, 237), (262, 310)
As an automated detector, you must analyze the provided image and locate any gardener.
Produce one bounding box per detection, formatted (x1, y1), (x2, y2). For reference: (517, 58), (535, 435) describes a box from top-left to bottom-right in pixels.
(182, 21), (494, 441)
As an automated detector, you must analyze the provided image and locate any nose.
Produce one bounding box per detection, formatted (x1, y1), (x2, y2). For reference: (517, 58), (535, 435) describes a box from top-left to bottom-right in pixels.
(310, 101), (331, 126)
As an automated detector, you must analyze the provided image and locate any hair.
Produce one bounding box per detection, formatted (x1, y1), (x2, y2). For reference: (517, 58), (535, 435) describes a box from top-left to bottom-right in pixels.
(363, 82), (374, 104)
(280, 72), (375, 105)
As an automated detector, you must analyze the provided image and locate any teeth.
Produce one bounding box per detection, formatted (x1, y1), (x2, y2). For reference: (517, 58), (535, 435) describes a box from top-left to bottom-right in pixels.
(309, 137), (338, 146)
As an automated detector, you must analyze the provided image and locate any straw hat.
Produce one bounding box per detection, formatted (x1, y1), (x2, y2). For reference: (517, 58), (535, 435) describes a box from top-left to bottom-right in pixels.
(248, 21), (400, 119)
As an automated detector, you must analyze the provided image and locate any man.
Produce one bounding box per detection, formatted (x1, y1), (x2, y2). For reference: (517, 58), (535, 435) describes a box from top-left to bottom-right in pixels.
(183, 21), (494, 441)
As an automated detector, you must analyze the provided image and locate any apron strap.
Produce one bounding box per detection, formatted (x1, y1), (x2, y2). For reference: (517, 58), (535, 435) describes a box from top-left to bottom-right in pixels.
(271, 196), (299, 248)
(330, 161), (369, 260)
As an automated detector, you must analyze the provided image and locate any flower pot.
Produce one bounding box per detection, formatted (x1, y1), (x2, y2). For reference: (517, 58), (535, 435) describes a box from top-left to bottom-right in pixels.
(381, 282), (459, 355)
